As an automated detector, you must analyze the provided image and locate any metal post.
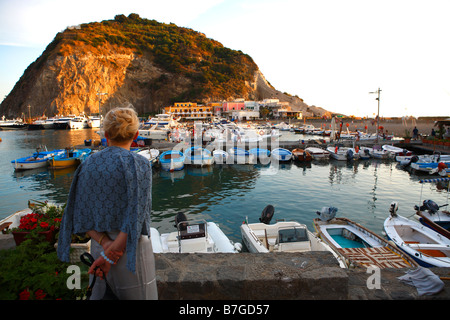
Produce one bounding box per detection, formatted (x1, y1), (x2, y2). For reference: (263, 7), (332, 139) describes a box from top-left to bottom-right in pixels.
(369, 88), (381, 142)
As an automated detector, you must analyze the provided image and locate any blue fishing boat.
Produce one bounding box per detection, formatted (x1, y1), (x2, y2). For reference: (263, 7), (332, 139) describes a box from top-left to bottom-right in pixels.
(11, 149), (65, 170)
(271, 148), (292, 161)
(228, 147), (256, 164)
(159, 150), (185, 171)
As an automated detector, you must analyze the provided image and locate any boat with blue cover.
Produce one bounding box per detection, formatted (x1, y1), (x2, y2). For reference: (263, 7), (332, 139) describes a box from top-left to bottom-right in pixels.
(249, 148), (270, 163)
(270, 148), (292, 162)
(228, 147), (256, 164)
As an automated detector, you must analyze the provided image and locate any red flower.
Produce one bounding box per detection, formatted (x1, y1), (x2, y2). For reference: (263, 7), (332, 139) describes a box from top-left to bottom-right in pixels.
(34, 289), (47, 300)
(40, 222), (49, 229)
(19, 289), (30, 300)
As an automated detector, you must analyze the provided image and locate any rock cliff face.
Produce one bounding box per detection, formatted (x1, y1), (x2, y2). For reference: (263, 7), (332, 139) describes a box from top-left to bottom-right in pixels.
(0, 14), (328, 118)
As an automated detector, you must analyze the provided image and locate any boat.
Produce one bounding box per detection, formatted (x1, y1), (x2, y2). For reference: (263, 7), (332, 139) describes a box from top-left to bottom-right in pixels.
(291, 148), (312, 162)
(185, 146), (214, 166)
(11, 148), (65, 170)
(360, 146), (390, 160)
(327, 146), (360, 161)
(87, 116), (102, 128)
(240, 205), (346, 267)
(137, 148), (160, 165)
(384, 202), (450, 268)
(53, 117), (73, 129)
(0, 119), (27, 130)
(159, 150), (185, 171)
(48, 148), (91, 169)
(314, 207), (418, 269)
(414, 178), (450, 238)
(270, 148), (292, 162)
(382, 145), (413, 162)
(27, 118), (56, 130)
(150, 212), (241, 253)
(356, 146), (371, 160)
(249, 148), (270, 163)
(212, 149), (229, 164)
(305, 147), (330, 160)
(228, 147), (256, 164)
(0, 208), (33, 234)
(408, 153), (450, 175)
(68, 116), (87, 129)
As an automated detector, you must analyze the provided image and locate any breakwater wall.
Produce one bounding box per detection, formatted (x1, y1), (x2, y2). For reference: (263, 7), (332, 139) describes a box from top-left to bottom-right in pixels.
(155, 252), (450, 300)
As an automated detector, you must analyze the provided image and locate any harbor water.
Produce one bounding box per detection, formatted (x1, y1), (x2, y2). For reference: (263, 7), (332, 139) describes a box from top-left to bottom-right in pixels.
(1, 128), (449, 245)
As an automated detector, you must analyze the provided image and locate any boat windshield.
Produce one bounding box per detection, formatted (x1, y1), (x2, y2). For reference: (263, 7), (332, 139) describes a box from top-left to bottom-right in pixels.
(278, 227), (308, 243)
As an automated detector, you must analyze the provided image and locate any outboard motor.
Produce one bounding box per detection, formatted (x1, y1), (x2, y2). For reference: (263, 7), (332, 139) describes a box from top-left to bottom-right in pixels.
(346, 149), (354, 160)
(316, 207), (337, 222)
(259, 205), (275, 224)
(174, 212), (188, 230)
(389, 202), (399, 217)
(364, 149), (370, 155)
(414, 200), (440, 214)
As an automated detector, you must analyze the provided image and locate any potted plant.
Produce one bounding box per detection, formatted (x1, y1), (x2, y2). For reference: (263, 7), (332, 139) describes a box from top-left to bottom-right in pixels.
(403, 129), (411, 143)
(11, 201), (63, 246)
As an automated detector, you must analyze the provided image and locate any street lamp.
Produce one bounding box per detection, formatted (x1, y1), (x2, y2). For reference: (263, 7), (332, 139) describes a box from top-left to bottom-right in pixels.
(369, 88), (381, 142)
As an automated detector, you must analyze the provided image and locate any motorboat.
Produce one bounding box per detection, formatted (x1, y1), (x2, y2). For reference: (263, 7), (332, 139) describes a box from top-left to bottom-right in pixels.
(68, 116), (87, 129)
(48, 148), (91, 169)
(327, 146), (360, 161)
(138, 124), (170, 140)
(270, 148), (292, 162)
(53, 117), (73, 129)
(314, 207), (418, 269)
(228, 147), (256, 164)
(150, 213), (241, 253)
(27, 118), (56, 130)
(11, 148), (65, 170)
(212, 149), (229, 164)
(159, 150), (185, 171)
(408, 153), (450, 175)
(305, 147), (330, 160)
(356, 146), (371, 160)
(185, 146), (214, 166)
(87, 116), (102, 128)
(382, 145), (413, 162)
(240, 205), (346, 267)
(384, 202), (450, 268)
(414, 178), (450, 238)
(359, 146), (390, 160)
(137, 148), (160, 165)
(292, 148), (312, 162)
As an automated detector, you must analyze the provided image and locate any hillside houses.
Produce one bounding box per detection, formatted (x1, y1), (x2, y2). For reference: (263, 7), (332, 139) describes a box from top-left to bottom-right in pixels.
(164, 99), (302, 121)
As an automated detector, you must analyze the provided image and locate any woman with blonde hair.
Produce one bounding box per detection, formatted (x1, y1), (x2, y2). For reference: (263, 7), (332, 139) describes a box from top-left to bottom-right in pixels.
(57, 107), (158, 300)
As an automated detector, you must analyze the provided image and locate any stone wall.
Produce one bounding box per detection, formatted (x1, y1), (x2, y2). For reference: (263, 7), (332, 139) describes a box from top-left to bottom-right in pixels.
(155, 252), (450, 300)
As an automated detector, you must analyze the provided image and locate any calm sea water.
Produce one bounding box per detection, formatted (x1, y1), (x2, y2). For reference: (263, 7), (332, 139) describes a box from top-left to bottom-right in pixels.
(1, 128), (449, 244)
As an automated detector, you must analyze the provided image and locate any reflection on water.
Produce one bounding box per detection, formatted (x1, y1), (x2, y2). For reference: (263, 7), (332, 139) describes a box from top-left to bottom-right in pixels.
(1, 129), (449, 243)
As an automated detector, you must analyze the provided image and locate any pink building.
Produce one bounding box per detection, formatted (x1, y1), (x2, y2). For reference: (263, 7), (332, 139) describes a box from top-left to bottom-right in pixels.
(222, 102), (245, 112)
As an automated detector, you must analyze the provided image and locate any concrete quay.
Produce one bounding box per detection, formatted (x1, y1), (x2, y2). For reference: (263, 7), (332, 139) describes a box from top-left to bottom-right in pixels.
(154, 252), (450, 300)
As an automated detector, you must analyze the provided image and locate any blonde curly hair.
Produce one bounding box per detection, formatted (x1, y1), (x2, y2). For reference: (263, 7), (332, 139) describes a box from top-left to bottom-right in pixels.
(103, 107), (139, 142)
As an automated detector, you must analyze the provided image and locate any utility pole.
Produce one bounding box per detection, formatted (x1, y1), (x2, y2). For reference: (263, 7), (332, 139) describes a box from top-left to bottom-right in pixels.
(369, 88), (381, 142)
(96, 90), (108, 127)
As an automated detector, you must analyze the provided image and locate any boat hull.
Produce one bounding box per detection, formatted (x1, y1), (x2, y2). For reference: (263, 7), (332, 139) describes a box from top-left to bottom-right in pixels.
(160, 150), (185, 171)
(384, 213), (450, 268)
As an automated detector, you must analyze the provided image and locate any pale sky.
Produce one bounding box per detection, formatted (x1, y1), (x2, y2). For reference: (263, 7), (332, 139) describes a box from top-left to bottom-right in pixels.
(0, 0), (449, 117)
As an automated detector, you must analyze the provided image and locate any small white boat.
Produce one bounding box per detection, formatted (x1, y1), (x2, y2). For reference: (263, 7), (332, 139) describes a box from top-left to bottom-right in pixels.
(68, 116), (86, 129)
(159, 150), (185, 171)
(314, 207), (418, 269)
(270, 148), (292, 162)
(137, 148), (160, 165)
(240, 205), (346, 268)
(384, 202), (450, 268)
(305, 147), (330, 160)
(185, 146), (214, 166)
(360, 146), (390, 160)
(327, 146), (360, 161)
(0, 208), (33, 233)
(382, 144), (413, 162)
(151, 213), (241, 253)
(212, 149), (229, 164)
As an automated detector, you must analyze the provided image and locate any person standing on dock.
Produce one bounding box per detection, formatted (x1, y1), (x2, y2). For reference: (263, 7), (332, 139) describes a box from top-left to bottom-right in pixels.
(412, 126), (419, 140)
(57, 107), (158, 300)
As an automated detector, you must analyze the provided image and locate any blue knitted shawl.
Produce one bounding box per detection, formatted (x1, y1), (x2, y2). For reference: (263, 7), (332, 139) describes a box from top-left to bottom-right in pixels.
(57, 146), (152, 273)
